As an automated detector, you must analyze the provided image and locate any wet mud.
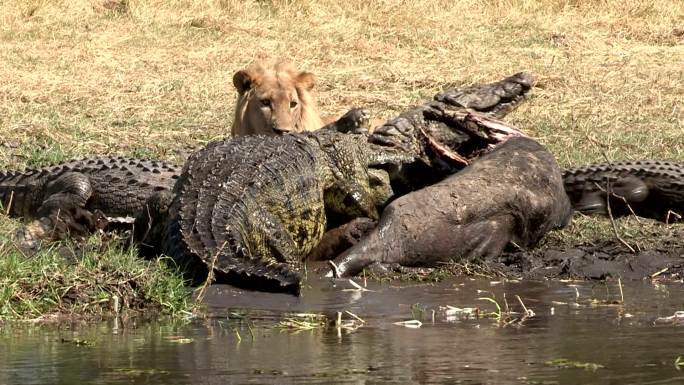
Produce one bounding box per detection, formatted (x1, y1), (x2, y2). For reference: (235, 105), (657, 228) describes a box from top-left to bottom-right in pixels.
(495, 232), (684, 281)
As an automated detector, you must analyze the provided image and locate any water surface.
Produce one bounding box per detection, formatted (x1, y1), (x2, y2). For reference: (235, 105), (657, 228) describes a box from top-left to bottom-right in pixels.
(2, 277), (684, 384)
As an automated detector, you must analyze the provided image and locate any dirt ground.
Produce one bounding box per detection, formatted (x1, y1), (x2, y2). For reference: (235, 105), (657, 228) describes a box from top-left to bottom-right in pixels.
(496, 229), (684, 282)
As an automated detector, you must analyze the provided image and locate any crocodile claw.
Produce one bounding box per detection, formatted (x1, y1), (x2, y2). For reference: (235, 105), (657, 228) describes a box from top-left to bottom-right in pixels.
(328, 107), (371, 134)
(574, 176), (650, 215)
(12, 218), (52, 252)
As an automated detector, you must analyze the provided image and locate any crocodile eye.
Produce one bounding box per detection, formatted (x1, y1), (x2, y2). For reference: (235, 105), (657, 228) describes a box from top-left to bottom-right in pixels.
(290, 100), (298, 109)
(260, 99), (271, 108)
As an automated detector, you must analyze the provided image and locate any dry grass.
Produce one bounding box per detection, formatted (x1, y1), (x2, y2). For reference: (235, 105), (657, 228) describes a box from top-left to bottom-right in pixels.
(0, 0), (682, 169)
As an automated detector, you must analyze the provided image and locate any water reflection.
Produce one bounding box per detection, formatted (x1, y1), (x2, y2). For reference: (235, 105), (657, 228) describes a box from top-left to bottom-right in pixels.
(2, 278), (684, 384)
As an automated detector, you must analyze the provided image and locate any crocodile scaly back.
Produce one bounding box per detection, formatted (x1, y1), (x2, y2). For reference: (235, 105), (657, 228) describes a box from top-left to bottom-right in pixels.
(563, 160), (684, 221)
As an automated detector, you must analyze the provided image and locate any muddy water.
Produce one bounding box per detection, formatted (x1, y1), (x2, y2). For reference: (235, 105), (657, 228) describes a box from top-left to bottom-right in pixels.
(2, 277), (684, 385)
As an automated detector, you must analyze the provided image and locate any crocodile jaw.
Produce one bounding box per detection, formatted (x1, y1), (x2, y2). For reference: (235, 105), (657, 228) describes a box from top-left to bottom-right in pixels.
(420, 110), (528, 169)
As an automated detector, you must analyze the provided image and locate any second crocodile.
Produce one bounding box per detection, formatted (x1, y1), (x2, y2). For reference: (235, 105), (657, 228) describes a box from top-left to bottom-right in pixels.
(564, 160), (684, 222)
(0, 157), (180, 249)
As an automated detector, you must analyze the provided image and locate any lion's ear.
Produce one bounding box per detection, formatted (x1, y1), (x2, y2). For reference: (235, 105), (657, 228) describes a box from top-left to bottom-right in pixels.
(233, 70), (257, 94)
(296, 71), (316, 91)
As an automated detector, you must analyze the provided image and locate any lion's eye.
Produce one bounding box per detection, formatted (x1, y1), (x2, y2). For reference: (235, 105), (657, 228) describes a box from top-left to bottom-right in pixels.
(290, 100), (298, 109)
(260, 99), (271, 108)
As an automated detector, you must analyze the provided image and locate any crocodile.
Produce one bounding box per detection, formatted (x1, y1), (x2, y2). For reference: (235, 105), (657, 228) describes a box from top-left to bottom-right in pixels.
(5, 70), (679, 293)
(0, 157), (180, 249)
(160, 73), (535, 294)
(563, 160), (684, 222)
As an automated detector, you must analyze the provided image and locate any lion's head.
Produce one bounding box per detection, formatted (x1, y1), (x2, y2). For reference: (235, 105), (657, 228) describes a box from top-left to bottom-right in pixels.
(231, 61), (324, 137)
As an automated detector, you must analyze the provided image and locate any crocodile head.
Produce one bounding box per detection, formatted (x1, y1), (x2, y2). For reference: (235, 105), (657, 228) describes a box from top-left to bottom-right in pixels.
(367, 72), (534, 175)
(367, 103), (527, 177)
(434, 72), (536, 119)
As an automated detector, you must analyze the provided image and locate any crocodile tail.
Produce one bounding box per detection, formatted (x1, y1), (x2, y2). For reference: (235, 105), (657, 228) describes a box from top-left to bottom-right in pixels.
(163, 213), (302, 295)
(216, 259), (302, 296)
(162, 213), (210, 285)
(0, 169), (41, 217)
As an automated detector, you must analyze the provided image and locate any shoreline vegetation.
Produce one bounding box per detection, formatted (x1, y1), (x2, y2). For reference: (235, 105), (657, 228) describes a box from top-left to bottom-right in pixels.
(1, 0), (683, 321)
(0, 217), (191, 321)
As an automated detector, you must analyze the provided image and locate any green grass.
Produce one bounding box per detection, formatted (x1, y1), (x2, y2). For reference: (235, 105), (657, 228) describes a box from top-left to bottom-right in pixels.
(0, 218), (190, 321)
(0, 0), (683, 320)
(550, 215), (684, 250)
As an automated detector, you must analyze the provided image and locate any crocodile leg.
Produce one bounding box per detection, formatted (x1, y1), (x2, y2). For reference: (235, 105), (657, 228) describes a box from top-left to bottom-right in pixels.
(573, 176), (649, 216)
(306, 217), (377, 261)
(134, 190), (175, 256)
(563, 160), (684, 221)
(13, 172), (99, 249)
(246, 208), (305, 264)
(322, 107), (371, 134)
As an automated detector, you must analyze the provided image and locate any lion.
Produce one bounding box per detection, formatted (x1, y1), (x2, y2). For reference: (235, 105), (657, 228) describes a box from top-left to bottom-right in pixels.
(231, 61), (325, 137)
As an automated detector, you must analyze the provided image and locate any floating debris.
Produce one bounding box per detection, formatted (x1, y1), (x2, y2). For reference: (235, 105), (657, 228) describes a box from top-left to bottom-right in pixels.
(393, 320), (422, 328)
(343, 279), (373, 292)
(114, 368), (170, 377)
(545, 358), (604, 371)
(655, 311), (684, 325)
(165, 336), (193, 344)
(276, 313), (327, 331)
(443, 305), (478, 316)
(59, 338), (95, 347)
(477, 294), (534, 326)
(335, 311), (365, 333)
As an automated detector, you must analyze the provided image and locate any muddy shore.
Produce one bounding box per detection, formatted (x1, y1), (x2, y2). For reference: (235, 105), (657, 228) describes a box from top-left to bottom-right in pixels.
(497, 231), (684, 282)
